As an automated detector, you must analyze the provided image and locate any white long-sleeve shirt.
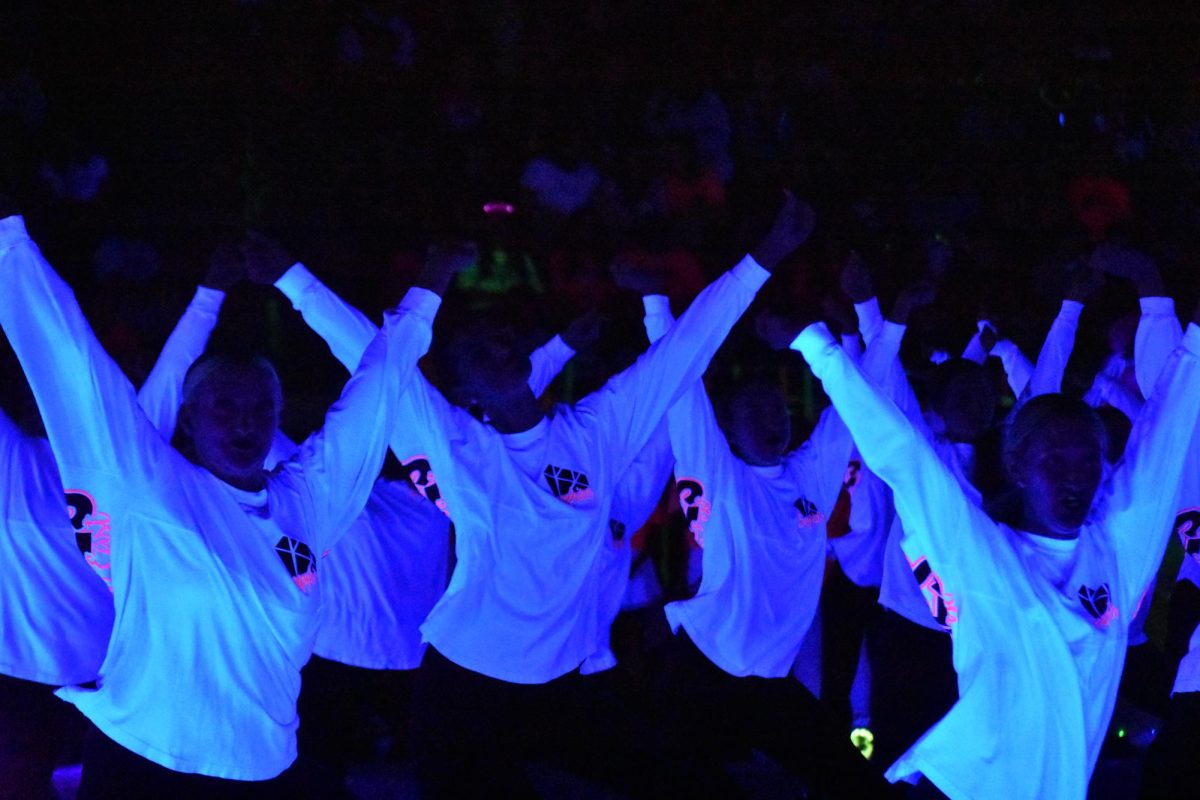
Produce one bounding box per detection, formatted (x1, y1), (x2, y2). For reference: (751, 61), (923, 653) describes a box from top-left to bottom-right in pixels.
(408, 256), (769, 683)
(272, 265), (583, 672)
(793, 320), (1200, 800)
(0, 285), (228, 687)
(0, 216), (432, 780)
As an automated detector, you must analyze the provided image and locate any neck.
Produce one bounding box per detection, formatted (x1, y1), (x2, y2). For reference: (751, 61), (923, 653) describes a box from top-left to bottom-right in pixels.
(483, 388), (545, 434)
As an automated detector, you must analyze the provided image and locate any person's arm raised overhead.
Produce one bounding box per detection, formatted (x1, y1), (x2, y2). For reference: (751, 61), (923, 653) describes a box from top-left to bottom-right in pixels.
(137, 244), (242, 438)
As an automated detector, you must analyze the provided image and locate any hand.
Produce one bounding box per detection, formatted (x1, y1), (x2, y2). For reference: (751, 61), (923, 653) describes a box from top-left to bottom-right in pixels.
(839, 250), (875, 304)
(241, 233), (294, 285)
(610, 257), (667, 296)
(750, 192), (816, 272)
(418, 241), (478, 296)
(1065, 265), (1104, 303)
(562, 310), (603, 352)
(1090, 243), (1163, 297)
(201, 244), (245, 291)
(890, 280), (937, 325)
(755, 310), (811, 351)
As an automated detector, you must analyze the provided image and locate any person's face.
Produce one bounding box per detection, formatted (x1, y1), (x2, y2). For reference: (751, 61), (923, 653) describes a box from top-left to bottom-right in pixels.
(182, 364), (280, 490)
(1013, 417), (1103, 538)
(935, 371), (995, 444)
(455, 325), (532, 405)
(727, 385), (791, 466)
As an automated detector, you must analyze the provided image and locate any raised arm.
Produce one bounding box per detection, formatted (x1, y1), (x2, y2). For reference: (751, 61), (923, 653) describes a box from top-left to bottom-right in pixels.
(0, 215), (165, 486)
(586, 195), (812, 467)
(137, 245), (240, 437)
(790, 322), (1003, 591)
(1104, 319), (1200, 596)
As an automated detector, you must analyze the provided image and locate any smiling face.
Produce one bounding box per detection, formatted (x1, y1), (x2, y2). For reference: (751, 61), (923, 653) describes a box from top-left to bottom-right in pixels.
(1007, 403), (1105, 539)
(180, 361), (281, 491)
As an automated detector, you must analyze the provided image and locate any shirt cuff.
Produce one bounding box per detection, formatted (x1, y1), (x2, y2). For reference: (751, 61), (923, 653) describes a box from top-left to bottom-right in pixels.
(1059, 299), (1084, 323)
(273, 262), (316, 305)
(790, 321), (838, 363)
(1182, 323), (1200, 356)
(1140, 296), (1176, 316)
(191, 285), (226, 313)
(853, 296), (882, 327)
(543, 333), (575, 361)
(642, 294), (671, 316)
(0, 215), (30, 248)
(732, 254), (771, 290)
(398, 286), (443, 321)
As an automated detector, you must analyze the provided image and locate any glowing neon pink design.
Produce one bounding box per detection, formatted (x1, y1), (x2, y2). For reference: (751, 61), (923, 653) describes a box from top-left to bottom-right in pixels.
(1174, 507), (1200, 563)
(560, 487), (595, 505)
(66, 489), (114, 594)
(909, 555), (958, 629)
(795, 496), (825, 529)
(482, 202), (515, 215)
(1078, 583), (1119, 629)
(676, 477), (712, 548)
(293, 571), (317, 593)
(402, 454), (451, 518)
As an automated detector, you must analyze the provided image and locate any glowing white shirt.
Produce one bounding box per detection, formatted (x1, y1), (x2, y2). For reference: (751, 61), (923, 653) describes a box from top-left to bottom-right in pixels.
(413, 256), (769, 683)
(794, 320), (1200, 800)
(0, 216), (433, 780)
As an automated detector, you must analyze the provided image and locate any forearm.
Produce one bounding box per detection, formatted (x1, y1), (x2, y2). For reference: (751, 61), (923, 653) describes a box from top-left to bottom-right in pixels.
(528, 334), (574, 397)
(137, 285), (225, 438)
(1029, 300), (1083, 397)
(275, 263), (380, 374)
(1134, 296), (1183, 398)
(0, 216), (152, 474)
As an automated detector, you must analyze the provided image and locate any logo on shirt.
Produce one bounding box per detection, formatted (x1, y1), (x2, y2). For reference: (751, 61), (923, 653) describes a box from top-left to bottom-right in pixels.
(676, 478), (711, 548)
(275, 537), (317, 594)
(910, 556), (957, 630)
(1174, 507), (1200, 563)
(66, 490), (114, 594)
(402, 455), (450, 517)
(795, 496), (824, 529)
(544, 465), (594, 505)
(1078, 583), (1118, 628)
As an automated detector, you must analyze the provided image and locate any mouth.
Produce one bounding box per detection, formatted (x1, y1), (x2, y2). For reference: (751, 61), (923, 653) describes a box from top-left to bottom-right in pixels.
(1060, 493), (1089, 517)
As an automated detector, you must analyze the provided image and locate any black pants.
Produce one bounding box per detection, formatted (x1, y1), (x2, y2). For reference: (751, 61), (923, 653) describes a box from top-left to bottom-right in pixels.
(76, 723), (299, 800)
(820, 560), (882, 733)
(411, 645), (674, 799)
(1139, 690), (1200, 799)
(869, 611), (958, 770)
(653, 631), (903, 799)
(293, 655), (415, 799)
(0, 673), (78, 800)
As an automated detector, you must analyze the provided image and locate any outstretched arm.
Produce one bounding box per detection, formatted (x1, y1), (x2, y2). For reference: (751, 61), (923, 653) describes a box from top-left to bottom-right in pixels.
(137, 245), (241, 437)
(1028, 267), (1101, 397)
(588, 195), (813, 467)
(790, 322), (1003, 593)
(0, 215), (165, 491)
(1105, 315), (1200, 597)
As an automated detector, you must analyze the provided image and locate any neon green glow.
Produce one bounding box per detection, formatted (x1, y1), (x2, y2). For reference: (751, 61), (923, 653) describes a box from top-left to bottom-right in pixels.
(850, 727), (875, 761)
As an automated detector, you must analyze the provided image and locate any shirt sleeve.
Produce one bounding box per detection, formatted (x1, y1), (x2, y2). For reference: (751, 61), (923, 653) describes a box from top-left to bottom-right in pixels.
(527, 334), (574, 398)
(1103, 324), (1200, 598)
(961, 322), (990, 364)
(578, 256), (769, 470)
(275, 262), (379, 373)
(991, 338), (1033, 398)
(1028, 300), (1083, 397)
(792, 322), (1004, 594)
(642, 294), (672, 344)
(854, 297), (884, 347)
(859, 320), (933, 437)
(0, 216), (166, 490)
(1134, 297), (1183, 398)
(136, 285), (225, 438)
(277, 287), (440, 552)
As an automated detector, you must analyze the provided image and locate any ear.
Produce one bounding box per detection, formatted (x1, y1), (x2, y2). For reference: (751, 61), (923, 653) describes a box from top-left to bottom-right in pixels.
(1005, 455), (1027, 488)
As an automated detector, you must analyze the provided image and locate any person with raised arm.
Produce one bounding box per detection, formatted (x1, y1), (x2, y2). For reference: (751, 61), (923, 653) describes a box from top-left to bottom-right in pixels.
(613, 253), (902, 797)
(0, 199), (452, 796)
(0, 241), (246, 799)
(389, 194), (812, 798)
(768, 287), (1200, 799)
